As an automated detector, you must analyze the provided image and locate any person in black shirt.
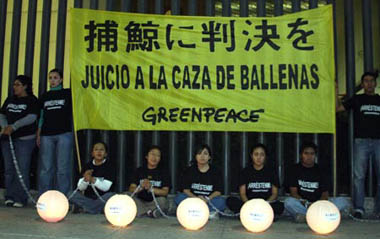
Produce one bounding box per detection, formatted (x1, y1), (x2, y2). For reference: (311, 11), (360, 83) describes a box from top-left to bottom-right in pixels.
(0, 75), (38, 208)
(226, 143), (284, 216)
(37, 69), (73, 197)
(174, 144), (226, 219)
(337, 71), (380, 219)
(128, 145), (170, 218)
(70, 141), (115, 214)
(284, 142), (349, 223)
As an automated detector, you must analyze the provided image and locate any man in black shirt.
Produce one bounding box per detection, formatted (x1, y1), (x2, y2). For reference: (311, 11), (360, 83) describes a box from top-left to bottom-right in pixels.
(284, 142), (349, 222)
(337, 71), (380, 219)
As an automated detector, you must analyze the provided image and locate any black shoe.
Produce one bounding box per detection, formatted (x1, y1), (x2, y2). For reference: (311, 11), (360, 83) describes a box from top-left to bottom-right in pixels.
(353, 212), (362, 219)
(70, 204), (82, 214)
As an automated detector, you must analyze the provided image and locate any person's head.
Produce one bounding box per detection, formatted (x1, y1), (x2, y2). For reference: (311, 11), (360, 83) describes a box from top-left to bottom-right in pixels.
(300, 141), (317, 168)
(194, 144), (212, 167)
(145, 145), (162, 169)
(250, 143), (267, 169)
(91, 141), (108, 161)
(361, 71), (378, 95)
(49, 69), (63, 88)
(13, 75), (33, 97)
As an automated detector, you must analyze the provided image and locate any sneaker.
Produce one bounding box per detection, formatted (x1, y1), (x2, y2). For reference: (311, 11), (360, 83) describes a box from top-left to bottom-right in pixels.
(5, 199), (14, 207)
(294, 213), (306, 223)
(152, 209), (162, 218)
(353, 211), (363, 219)
(209, 211), (219, 220)
(13, 202), (24, 208)
(146, 210), (154, 218)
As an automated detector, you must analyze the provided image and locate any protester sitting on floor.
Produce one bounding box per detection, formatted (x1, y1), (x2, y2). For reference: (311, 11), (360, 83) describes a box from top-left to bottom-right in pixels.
(174, 144), (226, 220)
(128, 145), (170, 218)
(70, 141), (115, 214)
(226, 143), (284, 217)
(284, 141), (349, 223)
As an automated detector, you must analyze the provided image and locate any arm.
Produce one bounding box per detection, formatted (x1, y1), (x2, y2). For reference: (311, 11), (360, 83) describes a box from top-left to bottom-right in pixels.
(267, 185), (279, 202)
(207, 191), (221, 200)
(183, 189), (197, 198)
(239, 184), (249, 202)
(77, 178), (89, 191)
(3, 114), (37, 135)
(152, 186), (169, 196)
(290, 187), (303, 200)
(0, 113), (8, 129)
(129, 183), (142, 193)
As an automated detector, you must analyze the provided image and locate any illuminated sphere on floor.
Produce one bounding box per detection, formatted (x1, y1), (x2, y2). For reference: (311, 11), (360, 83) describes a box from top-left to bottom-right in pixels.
(306, 200), (341, 235)
(104, 194), (137, 227)
(176, 198), (209, 230)
(37, 190), (69, 223)
(240, 199), (274, 233)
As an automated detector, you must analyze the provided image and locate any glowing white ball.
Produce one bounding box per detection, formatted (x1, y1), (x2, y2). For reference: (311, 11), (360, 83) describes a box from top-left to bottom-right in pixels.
(37, 190), (69, 223)
(104, 194), (137, 227)
(306, 200), (341, 235)
(176, 198), (209, 230)
(240, 199), (274, 233)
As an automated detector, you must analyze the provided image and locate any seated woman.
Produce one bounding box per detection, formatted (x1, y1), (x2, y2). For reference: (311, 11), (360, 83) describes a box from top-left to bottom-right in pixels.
(129, 145), (170, 218)
(226, 143), (284, 216)
(70, 141), (115, 214)
(174, 144), (226, 219)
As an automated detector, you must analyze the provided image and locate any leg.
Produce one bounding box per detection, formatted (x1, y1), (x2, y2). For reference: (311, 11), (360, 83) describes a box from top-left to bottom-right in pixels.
(372, 139), (380, 214)
(55, 132), (73, 196)
(226, 196), (244, 213)
(1, 140), (16, 202)
(329, 197), (350, 211)
(8, 139), (35, 205)
(174, 193), (188, 206)
(353, 138), (370, 214)
(70, 191), (99, 214)
(155, 196), (169, 212)
(208, 196), (226, 212)
(284, 197), (307, 218)
(38, 135), (56, 196)
(270, 201), (285, 216)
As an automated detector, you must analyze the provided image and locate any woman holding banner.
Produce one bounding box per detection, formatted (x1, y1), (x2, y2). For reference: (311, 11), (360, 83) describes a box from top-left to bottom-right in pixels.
(0, 75), (39, 207)
(37, 69), (73, 197)
(174, 144), (226, 219)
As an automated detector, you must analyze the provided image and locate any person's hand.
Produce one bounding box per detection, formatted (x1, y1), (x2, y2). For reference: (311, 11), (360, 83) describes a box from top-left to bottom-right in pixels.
(83, 169), (93, 182)
(141, 179), (151, 190)
(2, 125), (14, 136)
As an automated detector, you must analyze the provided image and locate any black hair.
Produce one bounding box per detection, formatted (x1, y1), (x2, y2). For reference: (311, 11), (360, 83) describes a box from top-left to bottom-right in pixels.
(92, 141), (108, 153)
(249, 143), (268, 156)
(49, 68), (63, 78)
(190, 144), (212, 166)
(300, 141), (318, 155)
(361, 70), (378, 82)
(15, 75), (33, 95)
(145, 145), (162, 157)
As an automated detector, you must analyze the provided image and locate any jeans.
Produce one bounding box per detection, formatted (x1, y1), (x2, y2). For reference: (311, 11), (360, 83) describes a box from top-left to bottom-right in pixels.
(284, 197), (350, 218)
(174, 193), (226, 212)
(1, 138), (35, 205)
(70, 191), (115, 214)
(353, 138), (380, 214)
(38, 132), (73, 196)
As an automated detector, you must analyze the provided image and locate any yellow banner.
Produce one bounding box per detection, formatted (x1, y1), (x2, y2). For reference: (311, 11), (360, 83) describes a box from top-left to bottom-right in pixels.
(70, 5), (335, 133)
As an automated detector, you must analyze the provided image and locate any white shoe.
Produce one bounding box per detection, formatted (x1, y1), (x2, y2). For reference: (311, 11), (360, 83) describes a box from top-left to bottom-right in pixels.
(209, 211), (219, 220)
(13, 202), (24, 208)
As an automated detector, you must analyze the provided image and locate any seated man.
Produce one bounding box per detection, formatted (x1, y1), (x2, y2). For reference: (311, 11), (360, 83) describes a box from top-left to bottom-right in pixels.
(284, 141), (349, 223)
